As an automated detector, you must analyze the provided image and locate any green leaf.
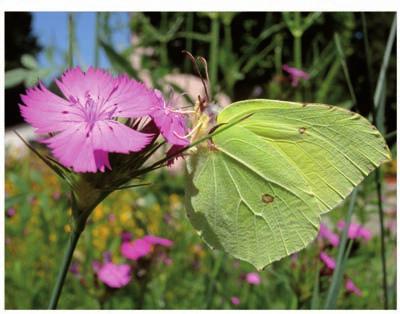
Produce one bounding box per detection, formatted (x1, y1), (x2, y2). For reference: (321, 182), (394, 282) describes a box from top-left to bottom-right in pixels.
(21, 54), (38, 69)
(5, 68), (28, 88)
(185, 99), (391, 270)
(99, 39), (138, 79)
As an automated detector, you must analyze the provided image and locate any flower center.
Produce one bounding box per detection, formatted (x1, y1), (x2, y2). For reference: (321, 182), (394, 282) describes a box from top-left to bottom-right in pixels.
(71, 92), (118, 134)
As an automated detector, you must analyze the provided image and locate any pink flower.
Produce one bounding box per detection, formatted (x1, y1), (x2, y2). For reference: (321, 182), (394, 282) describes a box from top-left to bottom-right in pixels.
(282, 64), (310, 87)
(150, 90), (189, 147)
(121, 231), (133, 243)
(121, 235), (173, 261)
(345, 278), (362, 296)
(121, 238), (152, 261)
(6, 208), (16, 218)
(143, 235), (173, 247)
(19, 67), (158, 173)
(69, 261), (80, 277)
(97, 262), (132, 288)
(318, 223), (340, 247)
(92, 260), (102, 273)
(337, 220), (372, 241)
(246, 272), (261, 285)
(319, 252), (336, 270)
(231, 296), (240, 305)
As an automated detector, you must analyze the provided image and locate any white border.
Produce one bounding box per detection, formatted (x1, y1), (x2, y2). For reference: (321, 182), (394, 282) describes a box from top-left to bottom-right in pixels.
(1, 0), (399, 313)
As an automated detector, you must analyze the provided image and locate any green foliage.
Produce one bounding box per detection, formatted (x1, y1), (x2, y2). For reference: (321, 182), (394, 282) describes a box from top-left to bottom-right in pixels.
(5, 149), (397, 309)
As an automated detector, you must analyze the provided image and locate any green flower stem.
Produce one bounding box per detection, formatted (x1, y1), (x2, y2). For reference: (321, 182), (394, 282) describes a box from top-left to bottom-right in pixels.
(94, 12), (100, 68)
(375, 170), (389, 309)
(68, 13), (75, 68)
(324, 188), (358, 309)
(293, 12), (302, 101)
(184, 13), (194, 73)
(209, 16), (220, 98)
(48, 227), (83, 309)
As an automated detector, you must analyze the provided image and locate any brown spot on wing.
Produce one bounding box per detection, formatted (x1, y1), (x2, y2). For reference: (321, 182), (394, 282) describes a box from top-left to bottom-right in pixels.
(261, 194), (274, 204)
(299, 127), (306, 134)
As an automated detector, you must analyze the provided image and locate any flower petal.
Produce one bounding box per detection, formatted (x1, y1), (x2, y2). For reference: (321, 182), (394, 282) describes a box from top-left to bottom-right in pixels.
(43, 124), (99, 172)
(143, 235), (173, 247)
(109, 75), (157, 118)
(19, 83), (83, 133)
(56, 67), (115, 104)
(152, 110), (189, 146)
(121, 239), (152, 260)
(91, 120), (153, 153)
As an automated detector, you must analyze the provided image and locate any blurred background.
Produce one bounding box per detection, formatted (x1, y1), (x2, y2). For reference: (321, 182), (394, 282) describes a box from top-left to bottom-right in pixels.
(4, 12), (397, 309)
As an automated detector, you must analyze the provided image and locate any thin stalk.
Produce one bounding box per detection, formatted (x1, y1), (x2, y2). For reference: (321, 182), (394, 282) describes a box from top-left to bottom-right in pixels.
(68, 13), (75, 68)
(160, 13), (168, 67)
(361, 13), (373, 108)
(371, 15), (396, 309)
(324, 188), (358, 309)
(310, 265), (320, 309)
(316, 58), (341, 103)
(184, 13), (194, 73)
(205, 252), (225, 309)
(48, 229), (82, 309)
(375, 169), (389, 309)
(373, 15), (396, 110)
(293, 12), (302, 101)
(94, 12), (100, 67)
(175, 31), (210, 42)
(334, 33), (357, 109)
(274, 35), (283, 75)
(209, 16), (220, 98)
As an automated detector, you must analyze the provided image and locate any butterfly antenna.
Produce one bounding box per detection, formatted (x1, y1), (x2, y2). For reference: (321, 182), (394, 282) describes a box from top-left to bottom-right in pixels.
(197, 56), (211, 103)
(182, 50), (210, 108)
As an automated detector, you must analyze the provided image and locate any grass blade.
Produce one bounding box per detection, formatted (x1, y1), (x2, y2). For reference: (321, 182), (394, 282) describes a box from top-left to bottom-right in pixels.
(334, 33), (357, 109)
(100, 39), (138, 79)
(371, 14), (396, 310)
(311, 266), (320, 309)
(68, 13), (75, 68)
(324, 188), (358, 309)
(373, 15), (396, 111)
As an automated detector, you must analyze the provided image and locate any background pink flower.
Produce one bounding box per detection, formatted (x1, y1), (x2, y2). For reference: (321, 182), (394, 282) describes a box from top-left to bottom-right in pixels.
(143, 235), (173, 247)
(319, 252), (336, 270)
(121, 234), (173, 261)
(318, 223), (340, 247)
(282, 64), (310, 87)
(231, 296), (240, 305)
(246, 272), (261, 285)
(97, 262), (132, 288)
(337, 220), (372, 241)
(121, 238), (152, 261)
(345, 278), (362, 296)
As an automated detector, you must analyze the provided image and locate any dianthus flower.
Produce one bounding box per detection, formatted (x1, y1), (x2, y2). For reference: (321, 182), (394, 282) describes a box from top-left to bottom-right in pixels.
(121, 234), (173, 261)
(337, 220), (372, 241)
(345, 278), (362, 296)
(319, 251), (336, 270)
(318, 223), (340, 247)
(97, 262), (132, 288)
(19, 67), (188, 173)
(282, 64), (310, 87)
(245, 272), (261, 285)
